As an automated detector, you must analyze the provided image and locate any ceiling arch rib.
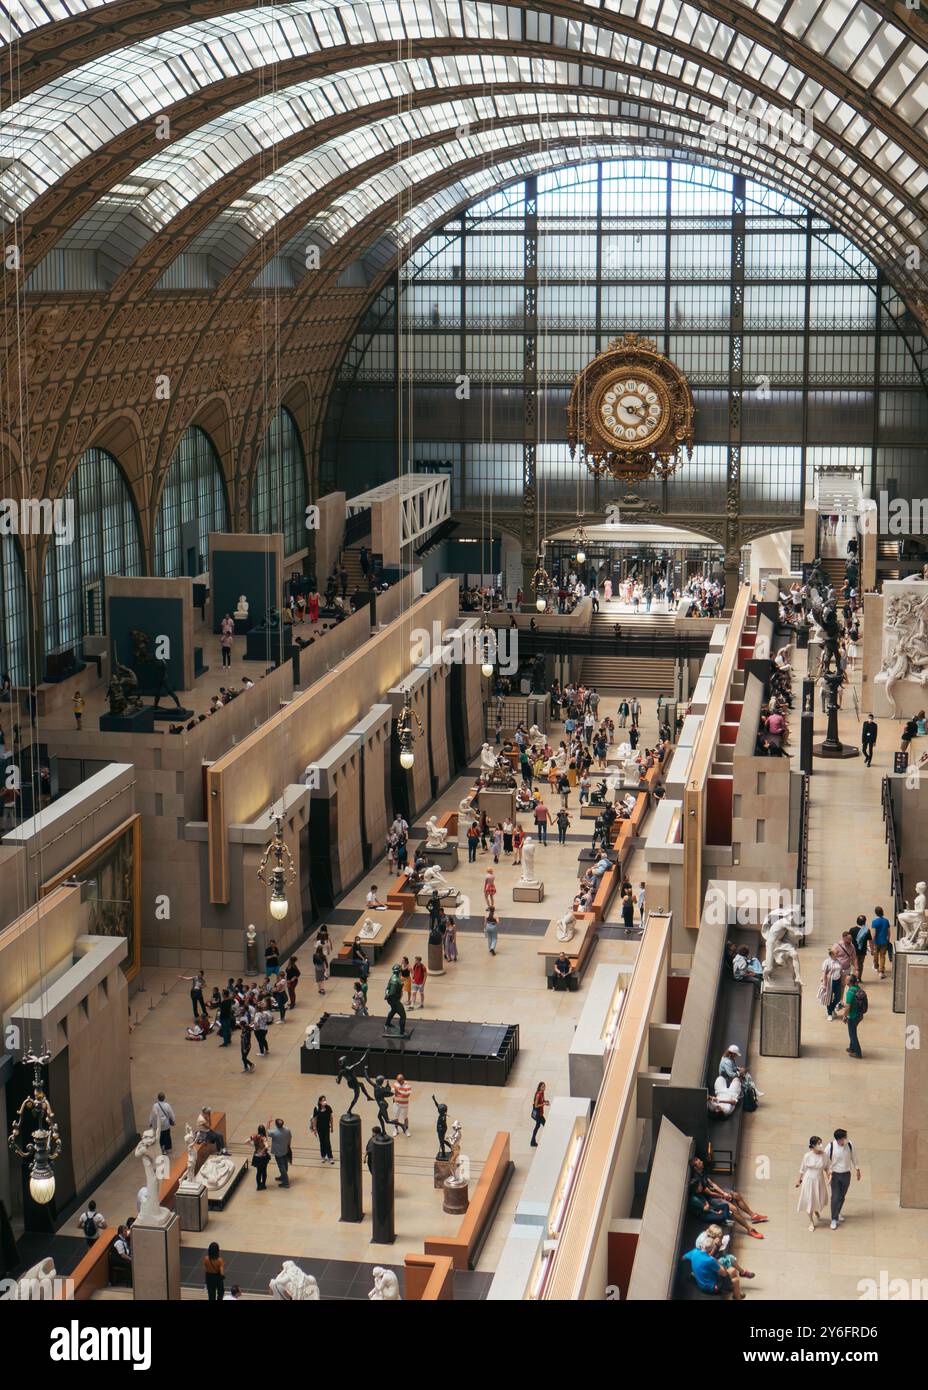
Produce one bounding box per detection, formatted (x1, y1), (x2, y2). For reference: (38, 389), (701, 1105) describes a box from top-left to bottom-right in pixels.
(3, 0), (927, 264)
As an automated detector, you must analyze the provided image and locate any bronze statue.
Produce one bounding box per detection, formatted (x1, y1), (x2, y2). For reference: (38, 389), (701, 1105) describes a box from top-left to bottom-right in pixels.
(365, 1070), (395, 1136)
(335, 1050), (372, 1115)
(384, 964), (407, 1036)
(432, 1095), (451, 1159)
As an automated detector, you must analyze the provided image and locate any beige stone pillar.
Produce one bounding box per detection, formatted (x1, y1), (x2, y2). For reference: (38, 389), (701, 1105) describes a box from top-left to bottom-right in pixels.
(901, 960), (928, 1207)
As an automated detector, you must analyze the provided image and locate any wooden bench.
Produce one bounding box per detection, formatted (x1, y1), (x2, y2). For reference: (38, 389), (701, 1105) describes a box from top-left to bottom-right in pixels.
(404, 1253), (454, 1300)
(54, 1229), (119, 1300)
(705, 931), (759, 1175)
(386, 873), (416, 915)
(589, 865), (619, 923)
(436, 810), (458, 839)
(538, 912), (596, 989)
(424, 1132), (514, 1271)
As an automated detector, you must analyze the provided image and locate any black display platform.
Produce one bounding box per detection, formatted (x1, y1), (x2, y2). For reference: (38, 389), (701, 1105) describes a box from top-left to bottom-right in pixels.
(151, 706), (195, 721)
(99, 706), (156, 733)
(245, 627), (294, 662)
(301, 1013), (520, 1086)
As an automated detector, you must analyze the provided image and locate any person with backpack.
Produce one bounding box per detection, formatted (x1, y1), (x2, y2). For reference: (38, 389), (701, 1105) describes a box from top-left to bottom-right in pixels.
(836, 972), (867, 1058)
(148, 1091), (176, 1153)
(826, 1129), (861, 1229)
(77, 1199), (106, 1247)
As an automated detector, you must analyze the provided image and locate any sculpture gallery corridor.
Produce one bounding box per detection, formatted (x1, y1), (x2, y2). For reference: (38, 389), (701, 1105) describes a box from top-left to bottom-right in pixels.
(0, 0), (926, 1366)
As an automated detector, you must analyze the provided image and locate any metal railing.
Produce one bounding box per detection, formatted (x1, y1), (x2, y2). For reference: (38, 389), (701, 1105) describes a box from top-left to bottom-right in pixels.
(881, 775), (905, 917)
(343, 506), (371, 547)
(795, 771), (810, 900)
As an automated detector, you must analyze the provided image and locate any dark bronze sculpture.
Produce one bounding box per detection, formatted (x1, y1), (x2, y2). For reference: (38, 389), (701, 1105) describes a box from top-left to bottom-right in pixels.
(384, 964), (407, 1036)
(366, 1070), (395, 1136)
(335, 1050), (372, 1114)
(432, 1095), (451, 1159)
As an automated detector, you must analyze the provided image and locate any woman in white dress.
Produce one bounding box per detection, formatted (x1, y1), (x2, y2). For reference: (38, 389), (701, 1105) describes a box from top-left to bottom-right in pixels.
(603, 579), (613, 602)
(796, 1136), (831, 1231)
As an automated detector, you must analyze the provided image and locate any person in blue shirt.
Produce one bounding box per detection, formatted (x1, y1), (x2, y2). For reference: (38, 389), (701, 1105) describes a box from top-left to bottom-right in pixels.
(869, 905), (892, 979)
(681, 1245), (745, 1299)
(852, 913), (870, 980)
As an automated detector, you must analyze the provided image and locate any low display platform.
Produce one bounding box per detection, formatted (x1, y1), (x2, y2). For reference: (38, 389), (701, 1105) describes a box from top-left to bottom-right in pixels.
(99, 706), (156, 733)
(301, 1012), (520, 1086)
(206, 1160), (249, 1211)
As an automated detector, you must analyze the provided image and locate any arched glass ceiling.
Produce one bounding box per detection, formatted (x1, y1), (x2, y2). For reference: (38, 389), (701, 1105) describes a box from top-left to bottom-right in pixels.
(2, 4), (926, 226)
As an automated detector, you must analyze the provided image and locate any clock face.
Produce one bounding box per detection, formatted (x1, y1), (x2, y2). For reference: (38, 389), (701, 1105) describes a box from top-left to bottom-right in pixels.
(596, 373), (667, 447)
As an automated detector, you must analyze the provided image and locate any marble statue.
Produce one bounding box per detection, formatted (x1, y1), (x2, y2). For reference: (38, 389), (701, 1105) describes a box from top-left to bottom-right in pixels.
(897, 881), (928, 949)
(358, 917), (380, 940)
(421, 864), (460, 901)
(425, 815), (449, 848)
(623, 754), (641, 787)
(198, 1153), (236, 1191)
(234, 594), (249, 618)
(269, 1261), (320, 1300)
(555, 910), (578, 943)
(760, 903), (805, 987)
(458, 795), (475, 818)
(368, 1266), (402, 1301)
(304, 1022), (321, 1049)
(875, 590), (928, 714)
(183, 1123), (198, 1184)
(134, 1128), (173, 1226)
(11, 1257), (57, 1298)
(448, 1119), (463, 1177)
(519, 834), (538, 885)
(529, 724), (544, 744)
(480, 742), (498, 773)
(551, 746), (567, 771)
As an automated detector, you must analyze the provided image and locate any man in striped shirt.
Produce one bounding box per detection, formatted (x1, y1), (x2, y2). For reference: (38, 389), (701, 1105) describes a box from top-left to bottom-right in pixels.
(391, 1074), (411, 1136)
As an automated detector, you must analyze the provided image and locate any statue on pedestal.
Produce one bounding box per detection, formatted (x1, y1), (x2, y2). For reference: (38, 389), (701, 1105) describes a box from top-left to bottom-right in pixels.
(368, 1267), (402, 1300)
(529, 724), (544, 745)
(384, 965), (408, 1036)
(336, 1050), (372, 1114)
(432, 1095), (452, 1159)
(425, 815), (449, 848)
(421, 865), (459, 901)
(358, 917), (380, 940)
(269, 1261), (320, 1300)
(760, 903), (805, 987)
(458, 795), (475, 818)
(234, 595), (249, 620)
(198, 1153), (236, 1191)
(556, 910), (577, 943)
(897, 882), (928, 949)
(875, 591), (928, 715)
(519, 835), (539, 885)
(480, 742), (497, 774)
(623, 754), (641, 787)
(134, 1128), (172, 1226)
(366, 1071), (395, 1135)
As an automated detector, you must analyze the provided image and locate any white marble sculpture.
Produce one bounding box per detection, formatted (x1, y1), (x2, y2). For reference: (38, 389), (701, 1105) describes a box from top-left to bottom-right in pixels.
(552, 747), (567, 771)
(421, 864), (455, 894)
(874, 590), (928, 714)
(556, 910), (578, 943)
(760, 903), (805, 987)
(269, 1261), (321, 1300)
(368, 1266), (402, 1300)
(304, 1022), (321, 1049)
(622, 754), (642, 787)
(359, 916), (380, 940)
(425, 815), (449, 848)
(529, 724), (544, 744)
(234, 594), (249, 618)
(183, 1123), (198, 1184)
(897, 881), (928, 950)
(519, 835), (539, 885)
(11, 1257), (58, 1299)
(134, 1128), (173, 1226)
(198, 1153), (236, 1191)
(458, 795), (475, 818)
(480, 742), (498, 773)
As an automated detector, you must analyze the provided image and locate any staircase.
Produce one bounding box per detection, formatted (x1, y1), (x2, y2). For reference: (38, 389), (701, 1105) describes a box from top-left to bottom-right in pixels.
(581, 612), (677, 693)
(819, 558), (847, 594)
(336, 543), (371, 591)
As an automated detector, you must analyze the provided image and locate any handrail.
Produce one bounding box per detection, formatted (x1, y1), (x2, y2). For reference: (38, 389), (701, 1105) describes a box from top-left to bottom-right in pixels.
(795, 771), (810, 902)
(882, 775), (904, 917)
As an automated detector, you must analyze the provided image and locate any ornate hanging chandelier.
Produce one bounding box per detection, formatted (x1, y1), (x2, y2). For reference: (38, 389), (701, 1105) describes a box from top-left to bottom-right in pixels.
(8, 1052), (63, 1205)
(568, 333), (695, 484)
(531, 547), (552, 612)
(257, 813), (296, 922)
(395, 688), (424, 771)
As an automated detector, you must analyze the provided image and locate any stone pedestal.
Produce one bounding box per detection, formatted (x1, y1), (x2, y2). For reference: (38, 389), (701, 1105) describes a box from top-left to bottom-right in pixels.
(370, 1132), (395, 1245)
(478, 787), (516, 823)
(426, 842), (459, 871)
(513, 882), (544, 902)
(433, 1156), (454, 1189)
(340, 1113), (363, 1222)
(131, 1213), (181, 1300)
(760, 982), (801, 1057)
(442, 1178), (469, 1215)
(902, 960), (928, 1206)
(175, 1181), (208, 1232)
(893, 947), (928, 1014)
(427, 938), (445, 977)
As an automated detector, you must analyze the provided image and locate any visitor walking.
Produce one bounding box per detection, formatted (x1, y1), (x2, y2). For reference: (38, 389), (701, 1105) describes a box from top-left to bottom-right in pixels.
(204, 1243), (225, 1301)
(77, 1199), (106, 1247)
(818, 947), (844, 1020)
(484, 907), (499, 955)
(795, 1137), (831, 1232)
(555, 806), (571, 845)
(484, 868), (497, 909)
(311, 1096), (335, 1164)
(621, 892), (636, 934)
(179, 970), (209, 1022)
(467, 821), (479, 862)
(72, 690), (84, 729)
(826, 1129), (861, 1229)
(512, 823), (524, 864)
(411, 956), (427, 1008)
(399, 955), (412, 1004)
(533, 798), (552, 845)
(250, 1125), (271, 1189)
(240, 1018), (256, 1072)
(502, 817), (514, 857)
(216, 988), (234, 1046)
(272, 974), (289, 1022)
(861, 714), (877, 766)
(869, 906), (891, 979)
(285, 955), (301, 1008)
(253, 1001), (271, 1055)
(312, 944), (327, 995)
(530, 1081), (550, 1146)
(392, 1074), (411, 1135)
(149, 1092), (176, 1153)
(851, 914), (870, 980)
(268, 1116), (292, 1186)
(492, 823), (502, 863)
(836, 973), (867, 1058)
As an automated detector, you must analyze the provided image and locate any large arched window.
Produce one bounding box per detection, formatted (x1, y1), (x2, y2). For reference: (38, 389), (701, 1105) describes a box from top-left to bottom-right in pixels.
(251, 407), (308, 557)
(43, 447), (142, 661)
(1, 534), (28, 686)
(154, 426), (229, 577)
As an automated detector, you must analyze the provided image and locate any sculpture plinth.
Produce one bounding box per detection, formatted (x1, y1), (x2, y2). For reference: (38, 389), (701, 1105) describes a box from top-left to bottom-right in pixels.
(339, 1112), (363, 1223)
(131, 1213), (181, 1300)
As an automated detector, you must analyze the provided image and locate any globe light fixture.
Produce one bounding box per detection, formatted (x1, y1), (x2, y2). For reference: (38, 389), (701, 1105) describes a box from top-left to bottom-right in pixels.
(8, 1052), (62, 1207)
(257, 812), (296, 922)
(532, 547), (551, 614)
(572, 514), (589, 566)
(395, 688), (424, 773)
(480, 615), (495, 679)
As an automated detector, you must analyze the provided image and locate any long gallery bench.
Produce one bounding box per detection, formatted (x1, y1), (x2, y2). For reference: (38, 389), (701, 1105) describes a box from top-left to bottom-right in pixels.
(424, 1132), (514, 1270)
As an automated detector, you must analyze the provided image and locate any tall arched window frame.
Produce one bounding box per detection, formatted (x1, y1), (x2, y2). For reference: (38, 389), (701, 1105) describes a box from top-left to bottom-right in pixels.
(43, 447), (142, 660)
(0, 534), (28, 686)
(251, 407), (308, 557)
(154, 426), (229, 577)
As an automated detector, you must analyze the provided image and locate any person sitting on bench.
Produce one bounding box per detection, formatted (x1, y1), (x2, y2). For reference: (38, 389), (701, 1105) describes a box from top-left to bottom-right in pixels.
(728, 943), (763, 982)
(553, 952), (573, 987)
(708, 1073), (742, 1117)
(110, 1224), (132, 1277)
(682, 1235), (751, 1298)
(195, 1107), (224, 1155)
(690, 1157), (767, 1227)
(689, 1165), (765, 1239)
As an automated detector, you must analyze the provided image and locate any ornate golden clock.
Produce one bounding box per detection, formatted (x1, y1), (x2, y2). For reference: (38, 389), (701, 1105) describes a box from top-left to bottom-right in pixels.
(567, 333), (695, 483)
